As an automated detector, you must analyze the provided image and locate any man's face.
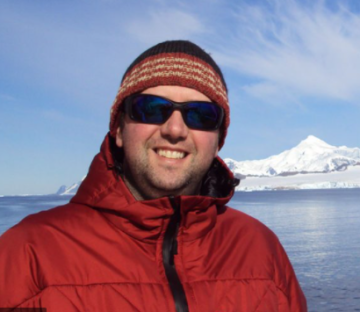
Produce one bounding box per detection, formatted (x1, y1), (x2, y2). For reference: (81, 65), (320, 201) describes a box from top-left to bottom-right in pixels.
(116, 85), (220, 200)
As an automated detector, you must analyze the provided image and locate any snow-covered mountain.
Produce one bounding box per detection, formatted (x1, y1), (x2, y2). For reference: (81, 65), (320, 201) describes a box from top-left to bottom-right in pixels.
(56, 176), (86, 195)
(225, 135), (360, 178)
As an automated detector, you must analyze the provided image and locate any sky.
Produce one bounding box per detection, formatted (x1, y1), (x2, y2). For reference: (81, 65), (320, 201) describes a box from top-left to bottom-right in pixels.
(1, 0), (360, 195)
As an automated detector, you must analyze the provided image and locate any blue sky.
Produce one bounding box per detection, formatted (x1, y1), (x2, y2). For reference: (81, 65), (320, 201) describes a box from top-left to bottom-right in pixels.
(1, 0), (360, 195)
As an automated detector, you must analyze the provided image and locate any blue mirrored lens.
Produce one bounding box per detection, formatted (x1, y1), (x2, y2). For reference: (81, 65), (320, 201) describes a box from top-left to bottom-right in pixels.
(132, 96), (172, 123)
(186, 102), (222, 130)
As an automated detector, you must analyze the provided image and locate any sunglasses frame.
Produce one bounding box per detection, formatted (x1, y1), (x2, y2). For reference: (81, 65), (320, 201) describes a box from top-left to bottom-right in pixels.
(123, 93), (224, 131)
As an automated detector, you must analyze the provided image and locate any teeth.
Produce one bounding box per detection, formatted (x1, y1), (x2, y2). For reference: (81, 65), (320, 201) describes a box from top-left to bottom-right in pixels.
(158, 149), (185, 159)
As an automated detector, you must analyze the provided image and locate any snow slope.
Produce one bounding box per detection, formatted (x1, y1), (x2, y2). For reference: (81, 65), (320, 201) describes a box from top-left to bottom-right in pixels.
(238, 166), (360, 191)
(56, 176), (86, 195)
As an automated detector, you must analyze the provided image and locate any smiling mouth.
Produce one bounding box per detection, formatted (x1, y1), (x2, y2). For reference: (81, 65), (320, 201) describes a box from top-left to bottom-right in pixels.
(156, 149), (186, 159)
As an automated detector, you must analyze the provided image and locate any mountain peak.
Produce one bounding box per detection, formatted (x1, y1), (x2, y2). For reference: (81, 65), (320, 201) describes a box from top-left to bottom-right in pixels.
(298, 135), (332, 148)
(305, 134), (320, 141)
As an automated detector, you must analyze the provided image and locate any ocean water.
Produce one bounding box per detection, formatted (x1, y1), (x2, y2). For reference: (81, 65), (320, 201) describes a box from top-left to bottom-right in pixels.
(0, 195), (72, 235)
(230, 189), (360, 312)
(0, 189), (359, 311)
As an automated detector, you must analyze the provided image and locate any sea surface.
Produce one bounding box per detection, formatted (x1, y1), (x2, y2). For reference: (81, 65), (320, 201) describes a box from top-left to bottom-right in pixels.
(0, 189), (359, 312)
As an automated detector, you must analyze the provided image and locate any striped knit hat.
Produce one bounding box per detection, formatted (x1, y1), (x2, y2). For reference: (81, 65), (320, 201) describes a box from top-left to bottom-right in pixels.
(109, 40), (229, 148)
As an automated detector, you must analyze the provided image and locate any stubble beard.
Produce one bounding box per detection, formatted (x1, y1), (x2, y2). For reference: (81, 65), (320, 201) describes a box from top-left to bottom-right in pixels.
(122, 151), (208, 200)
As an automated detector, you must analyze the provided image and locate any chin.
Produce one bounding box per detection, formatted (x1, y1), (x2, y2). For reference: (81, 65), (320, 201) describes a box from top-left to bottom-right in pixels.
(153, 182), (198, 197)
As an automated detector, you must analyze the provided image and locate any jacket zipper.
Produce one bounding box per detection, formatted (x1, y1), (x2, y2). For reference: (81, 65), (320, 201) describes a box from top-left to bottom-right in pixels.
(162, 196), (189, 312)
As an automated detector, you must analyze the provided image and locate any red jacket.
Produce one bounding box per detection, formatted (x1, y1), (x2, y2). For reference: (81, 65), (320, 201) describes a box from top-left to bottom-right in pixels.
(0, 135), (307, 311)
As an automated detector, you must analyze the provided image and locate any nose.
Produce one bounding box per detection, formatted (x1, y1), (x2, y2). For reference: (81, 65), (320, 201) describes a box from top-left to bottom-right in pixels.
(160, 110), (189, 142)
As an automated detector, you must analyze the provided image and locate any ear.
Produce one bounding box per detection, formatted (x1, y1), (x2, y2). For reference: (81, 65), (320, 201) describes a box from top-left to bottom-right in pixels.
(115, 126), (123, 148)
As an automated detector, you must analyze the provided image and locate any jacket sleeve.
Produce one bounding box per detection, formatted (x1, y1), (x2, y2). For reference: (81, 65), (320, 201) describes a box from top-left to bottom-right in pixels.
(273, 240), (308, 312)
(0, 223), (41, 307)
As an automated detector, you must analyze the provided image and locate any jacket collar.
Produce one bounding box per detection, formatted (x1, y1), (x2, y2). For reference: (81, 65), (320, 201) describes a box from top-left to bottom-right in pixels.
(71, 134), (236, 242)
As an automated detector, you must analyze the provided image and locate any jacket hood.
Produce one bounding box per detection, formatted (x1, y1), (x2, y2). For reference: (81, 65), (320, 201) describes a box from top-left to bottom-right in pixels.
(71, 134), (239, 242)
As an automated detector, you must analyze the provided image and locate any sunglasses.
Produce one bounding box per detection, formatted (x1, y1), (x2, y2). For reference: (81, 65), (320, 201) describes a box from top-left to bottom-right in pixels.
(123, 94), (224, 131)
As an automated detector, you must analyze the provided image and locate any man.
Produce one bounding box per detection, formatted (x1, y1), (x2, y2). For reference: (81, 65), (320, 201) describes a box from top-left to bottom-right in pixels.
(0, 41), (307, 311)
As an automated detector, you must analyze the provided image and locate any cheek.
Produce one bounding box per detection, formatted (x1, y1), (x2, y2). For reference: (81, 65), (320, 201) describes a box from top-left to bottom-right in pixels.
(194, 131), (219, 157)
(122, 123), (158, 148)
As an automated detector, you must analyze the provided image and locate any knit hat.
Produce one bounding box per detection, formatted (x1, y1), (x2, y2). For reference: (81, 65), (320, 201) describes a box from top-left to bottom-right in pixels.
(109, 40), (229, 148)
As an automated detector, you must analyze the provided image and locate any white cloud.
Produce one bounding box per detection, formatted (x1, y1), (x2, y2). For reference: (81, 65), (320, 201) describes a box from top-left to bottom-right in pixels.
(241, 82), (304, 108)
(126, 9), (205, 44)
(214, 0), (360, 105)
